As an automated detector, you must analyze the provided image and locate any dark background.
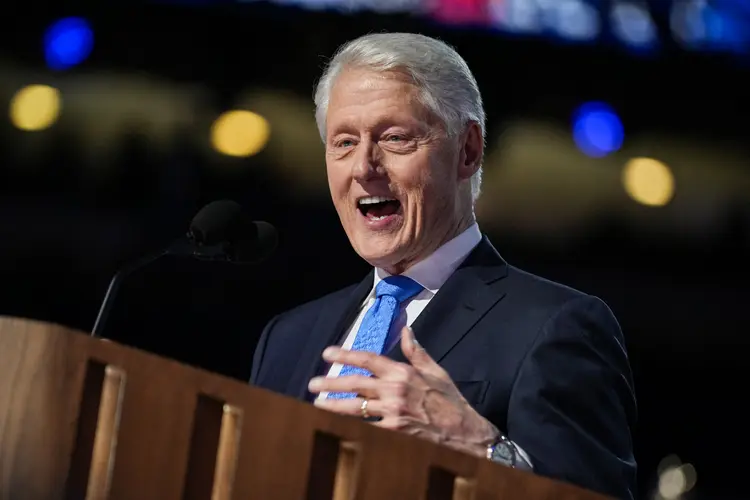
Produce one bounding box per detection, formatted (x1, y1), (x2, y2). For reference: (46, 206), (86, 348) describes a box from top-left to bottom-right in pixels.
(1, 1), (748, 498)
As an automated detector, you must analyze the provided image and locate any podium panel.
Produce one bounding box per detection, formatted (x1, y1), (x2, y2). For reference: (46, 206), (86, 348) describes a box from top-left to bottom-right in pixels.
(0, 317), (608, 500)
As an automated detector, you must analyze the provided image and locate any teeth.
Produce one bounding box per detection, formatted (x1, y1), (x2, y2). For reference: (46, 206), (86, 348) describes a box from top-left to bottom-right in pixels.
(370, 215), (388, 221)
(358, 196), (396, 206)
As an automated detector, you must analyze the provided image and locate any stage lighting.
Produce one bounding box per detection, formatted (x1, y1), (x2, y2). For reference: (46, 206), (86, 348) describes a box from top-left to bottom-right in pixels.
(572, 101), (624, 158)
(210, 110), (270, 158)
(622, 157), (675, 207)
(9, 84), (61, 131)
(44, 17), (94, 70)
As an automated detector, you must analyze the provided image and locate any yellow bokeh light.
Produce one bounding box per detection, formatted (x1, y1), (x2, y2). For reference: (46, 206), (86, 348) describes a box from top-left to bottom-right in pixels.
(622, 157), (675, 207)
(658, 466), (686, 499)
(210, 110), (270, 158)
(9, 84), (61, 131)
(657, 463), (696, 499)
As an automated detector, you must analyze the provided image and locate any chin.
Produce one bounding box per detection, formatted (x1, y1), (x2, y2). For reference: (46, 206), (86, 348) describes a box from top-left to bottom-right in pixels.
(351, 234), (404, 270)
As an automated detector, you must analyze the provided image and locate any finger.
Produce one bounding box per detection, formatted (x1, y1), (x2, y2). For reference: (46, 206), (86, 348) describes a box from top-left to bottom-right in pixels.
(308, 375), (380, 398)
(400, 325), (419, 360)
(314, 396), (385, 418)
(400, 327), (447, 377)
(322, 347), (405, 379)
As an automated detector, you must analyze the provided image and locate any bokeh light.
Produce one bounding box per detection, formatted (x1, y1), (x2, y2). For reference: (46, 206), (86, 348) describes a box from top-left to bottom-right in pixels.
(44, 17), (94, 70)
(9, 85), (62, 131)
(622, 157), (675, 207)
(210, 110), (270, 158)
(573, 101), (624, 157)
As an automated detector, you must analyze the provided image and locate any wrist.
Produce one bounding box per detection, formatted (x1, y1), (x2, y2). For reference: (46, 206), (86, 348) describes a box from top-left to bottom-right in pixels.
(444, 421), (499, 458)
(468, 422), (501, 459)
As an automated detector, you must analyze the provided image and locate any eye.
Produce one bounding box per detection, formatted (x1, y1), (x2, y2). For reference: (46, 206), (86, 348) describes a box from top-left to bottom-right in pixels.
(385, 135), (405, 142)
(336, 138), (355, 148)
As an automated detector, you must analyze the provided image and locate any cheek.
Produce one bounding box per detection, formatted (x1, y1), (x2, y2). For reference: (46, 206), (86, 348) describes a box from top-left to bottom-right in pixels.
(327, 164), (348, 198)
(406, 158), (447, 200)
(396, 157), (433, 194)
(414, 161), (456, 216)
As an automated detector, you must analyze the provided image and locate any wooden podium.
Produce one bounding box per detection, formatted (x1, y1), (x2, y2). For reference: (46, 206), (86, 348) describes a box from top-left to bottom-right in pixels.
(0, 317), (608, 500)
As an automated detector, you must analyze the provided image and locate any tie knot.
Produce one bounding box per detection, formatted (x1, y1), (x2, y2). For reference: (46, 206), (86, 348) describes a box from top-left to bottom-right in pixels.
(375, 275), (423, 303)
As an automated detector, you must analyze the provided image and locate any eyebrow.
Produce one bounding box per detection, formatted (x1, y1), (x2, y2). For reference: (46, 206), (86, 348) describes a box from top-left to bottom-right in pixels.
(329, 115), (429, 139)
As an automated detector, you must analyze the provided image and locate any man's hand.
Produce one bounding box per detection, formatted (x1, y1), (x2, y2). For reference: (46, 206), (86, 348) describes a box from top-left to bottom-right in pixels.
(308, 326), (498, 458)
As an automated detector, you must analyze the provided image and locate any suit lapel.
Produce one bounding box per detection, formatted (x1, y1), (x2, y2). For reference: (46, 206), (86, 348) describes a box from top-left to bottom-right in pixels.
(289, 272), (374, 401)
(387, 237), (508, 365)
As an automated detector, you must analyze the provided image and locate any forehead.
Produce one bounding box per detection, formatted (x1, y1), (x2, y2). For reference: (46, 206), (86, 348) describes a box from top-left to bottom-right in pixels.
(326, 68), (438, 133)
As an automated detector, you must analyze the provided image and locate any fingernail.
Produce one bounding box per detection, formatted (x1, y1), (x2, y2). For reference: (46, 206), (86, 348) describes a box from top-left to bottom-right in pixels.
(308, 377), (323, 391)
(322, 347), (338, 359)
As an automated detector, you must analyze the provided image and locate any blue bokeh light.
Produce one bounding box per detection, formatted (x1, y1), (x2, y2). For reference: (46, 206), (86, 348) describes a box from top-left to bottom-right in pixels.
(44, 17), (94, 70)
(572, 102), (624, 158)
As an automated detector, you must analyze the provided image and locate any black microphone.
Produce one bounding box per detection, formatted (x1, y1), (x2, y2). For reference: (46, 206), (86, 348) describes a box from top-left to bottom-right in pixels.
(91, 200), (277, 337)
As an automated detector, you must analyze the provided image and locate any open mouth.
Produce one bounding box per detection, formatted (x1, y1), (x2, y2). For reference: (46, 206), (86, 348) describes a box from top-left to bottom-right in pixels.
(357, 196), (402, 221)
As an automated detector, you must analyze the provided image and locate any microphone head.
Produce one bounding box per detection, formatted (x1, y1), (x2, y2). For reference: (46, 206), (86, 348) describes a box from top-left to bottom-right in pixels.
(188, 200), (278, 264)
(248, 220), (279, 263)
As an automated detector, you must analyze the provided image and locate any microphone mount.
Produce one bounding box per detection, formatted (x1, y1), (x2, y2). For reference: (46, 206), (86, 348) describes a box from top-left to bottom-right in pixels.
(91, 200), (277, 337)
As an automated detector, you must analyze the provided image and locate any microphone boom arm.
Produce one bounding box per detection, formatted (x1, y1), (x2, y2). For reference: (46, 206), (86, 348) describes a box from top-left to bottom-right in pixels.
(91, 238), (187, 337)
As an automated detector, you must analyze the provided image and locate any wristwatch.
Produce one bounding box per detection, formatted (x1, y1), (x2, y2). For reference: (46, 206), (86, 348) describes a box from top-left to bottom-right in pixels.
(486, 433), (517, 467)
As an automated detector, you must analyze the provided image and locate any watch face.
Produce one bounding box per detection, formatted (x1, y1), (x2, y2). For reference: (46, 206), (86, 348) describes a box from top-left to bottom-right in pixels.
(491, 440), (515, 465)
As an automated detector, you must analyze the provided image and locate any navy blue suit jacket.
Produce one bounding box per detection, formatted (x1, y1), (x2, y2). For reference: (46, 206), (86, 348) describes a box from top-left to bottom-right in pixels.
(251, 237), (637, 498)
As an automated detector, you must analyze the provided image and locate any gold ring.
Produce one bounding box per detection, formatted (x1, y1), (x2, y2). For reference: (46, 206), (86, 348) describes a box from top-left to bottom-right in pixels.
(360, 398), (370, 419)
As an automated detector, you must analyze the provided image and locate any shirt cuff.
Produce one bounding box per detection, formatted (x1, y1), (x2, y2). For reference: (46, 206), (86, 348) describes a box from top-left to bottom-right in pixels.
(511, 440), (533, 470)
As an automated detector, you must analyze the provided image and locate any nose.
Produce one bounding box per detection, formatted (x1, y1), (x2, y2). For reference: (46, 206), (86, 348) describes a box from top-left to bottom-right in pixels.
(351, 138), (383, 182)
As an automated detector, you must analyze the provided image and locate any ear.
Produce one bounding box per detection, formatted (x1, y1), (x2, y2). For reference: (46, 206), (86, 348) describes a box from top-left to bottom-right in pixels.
(457, 121), (483, 182)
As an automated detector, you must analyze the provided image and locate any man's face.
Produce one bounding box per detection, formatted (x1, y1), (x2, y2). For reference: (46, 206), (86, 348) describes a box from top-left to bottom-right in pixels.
(324, 68), (480, 274)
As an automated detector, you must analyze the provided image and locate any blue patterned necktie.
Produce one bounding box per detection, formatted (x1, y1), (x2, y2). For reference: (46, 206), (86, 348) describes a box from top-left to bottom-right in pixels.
(327, 275), (423, 399)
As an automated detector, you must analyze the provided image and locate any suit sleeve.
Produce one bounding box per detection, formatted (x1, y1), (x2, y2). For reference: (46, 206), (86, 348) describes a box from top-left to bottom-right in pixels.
(250, 314), (280, 386)
(507, 295), (637, 499)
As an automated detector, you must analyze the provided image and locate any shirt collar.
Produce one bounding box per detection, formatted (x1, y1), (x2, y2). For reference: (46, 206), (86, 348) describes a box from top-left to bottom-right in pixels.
(372, 222), (482, 296)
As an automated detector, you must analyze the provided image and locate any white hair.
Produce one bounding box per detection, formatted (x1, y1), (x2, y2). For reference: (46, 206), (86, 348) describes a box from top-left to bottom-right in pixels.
(313, 32), (485, 202)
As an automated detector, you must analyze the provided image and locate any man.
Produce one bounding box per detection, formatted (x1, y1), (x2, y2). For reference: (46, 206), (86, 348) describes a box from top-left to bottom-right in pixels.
(251, 32), (637, 499)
